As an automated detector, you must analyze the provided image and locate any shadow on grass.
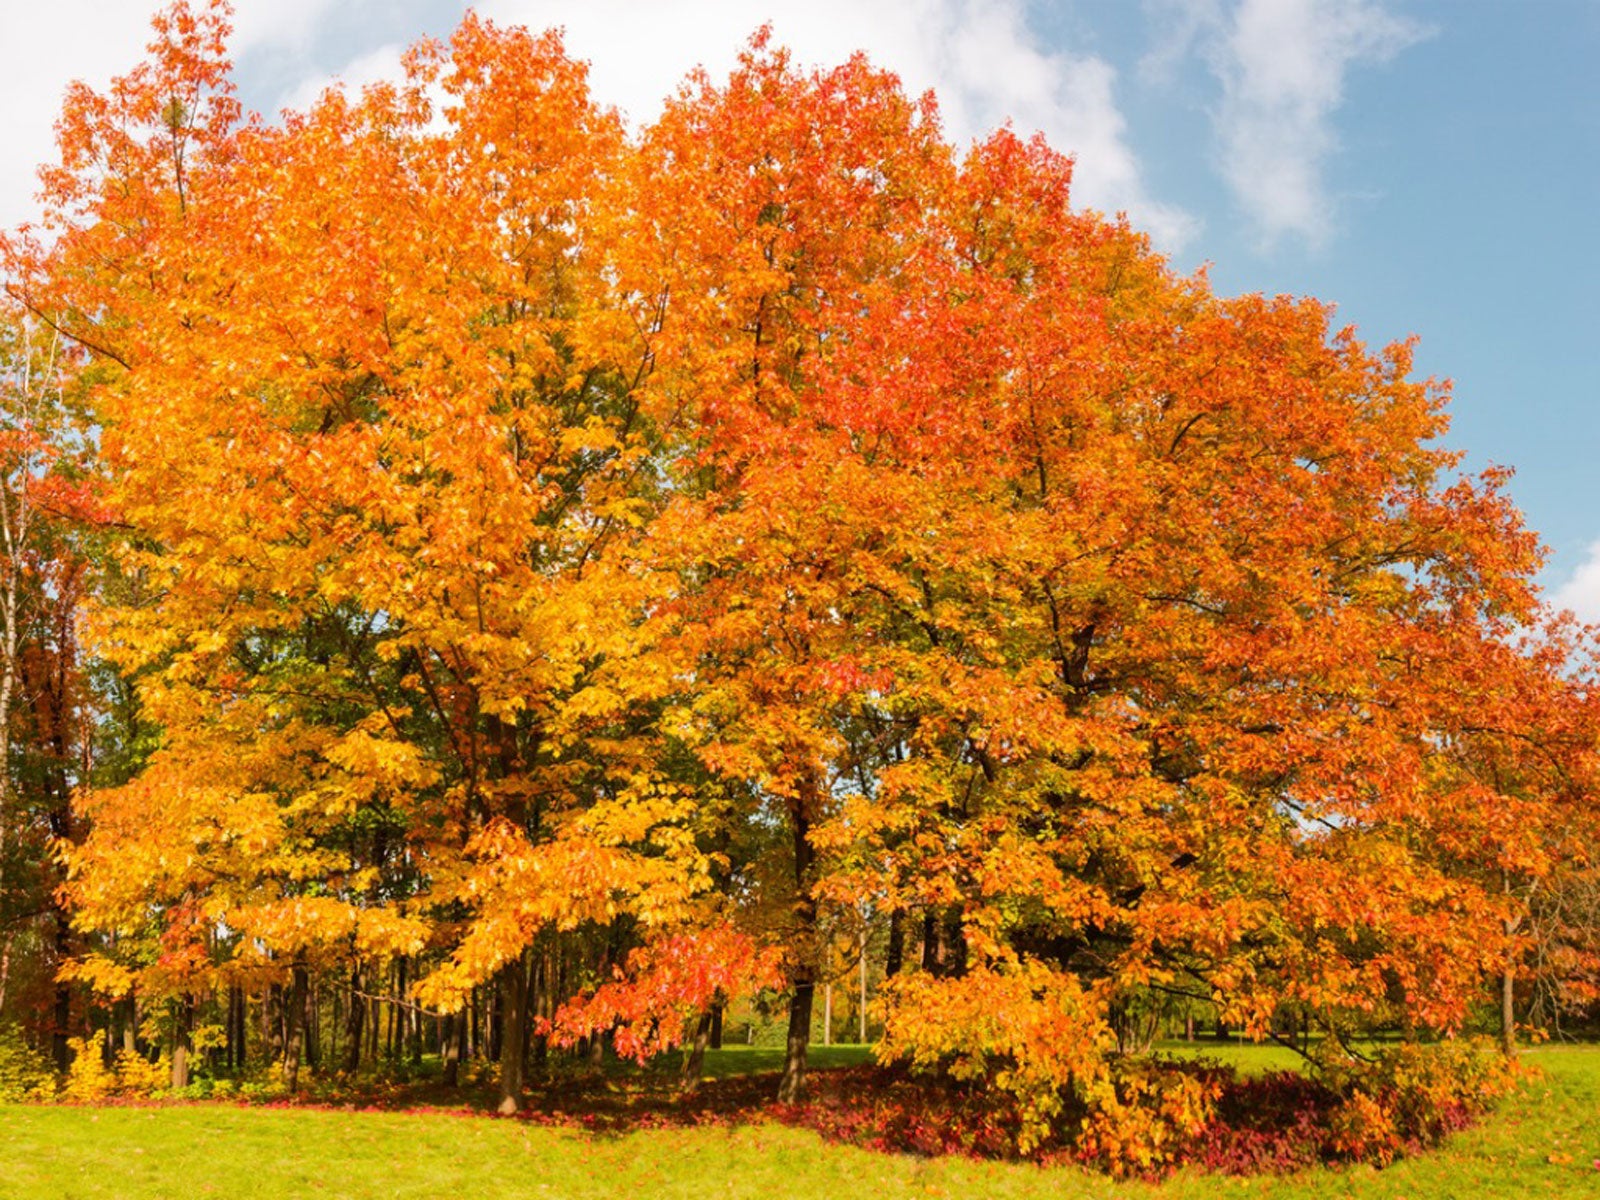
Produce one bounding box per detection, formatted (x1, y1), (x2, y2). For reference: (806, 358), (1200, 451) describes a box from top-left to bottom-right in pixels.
(234, 1044), (880, 1135)
(124, 1041), (1511, 1181)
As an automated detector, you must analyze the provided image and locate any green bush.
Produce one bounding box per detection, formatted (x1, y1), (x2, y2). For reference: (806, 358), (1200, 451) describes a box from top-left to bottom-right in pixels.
(0, 1026), (54, 1101)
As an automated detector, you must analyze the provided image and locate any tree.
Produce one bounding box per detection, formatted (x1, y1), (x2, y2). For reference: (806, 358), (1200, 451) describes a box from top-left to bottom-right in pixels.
(0, 312), (96, 1070)
(626, 55), (1597, 1144)
(11, 2), (716, 1106)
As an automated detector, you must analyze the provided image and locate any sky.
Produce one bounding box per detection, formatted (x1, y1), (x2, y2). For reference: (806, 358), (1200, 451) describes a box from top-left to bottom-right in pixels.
(1, 0), (1596, 614)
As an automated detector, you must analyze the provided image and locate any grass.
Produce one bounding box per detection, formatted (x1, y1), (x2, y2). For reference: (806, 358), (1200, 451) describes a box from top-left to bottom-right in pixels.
(3, 1045), (1598, 1199)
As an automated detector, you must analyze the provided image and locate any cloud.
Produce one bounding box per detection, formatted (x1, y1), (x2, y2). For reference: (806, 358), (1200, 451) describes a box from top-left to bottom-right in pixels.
(1205, 0), (1429, 249)
(0, 1), (1194, 253)
(1550, 540), (1600, 626)
(229, 0), (341, 51)
(274, 43), (408, 116)
(0, 0), (345, 231)
(473, 0), (1198, 250)
(1139, 0), (1222, 85)
(0, 3), (160, 230)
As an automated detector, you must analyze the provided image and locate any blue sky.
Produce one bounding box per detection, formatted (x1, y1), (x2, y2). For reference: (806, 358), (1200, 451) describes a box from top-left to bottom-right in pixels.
(2, 1), (1597, 613)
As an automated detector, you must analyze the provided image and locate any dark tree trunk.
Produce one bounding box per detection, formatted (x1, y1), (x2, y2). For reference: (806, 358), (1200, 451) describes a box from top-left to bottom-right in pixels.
(1501, 903), (1520, 1059)
(343, 963), (365, 1073)
(496, 952), (529, 1114)
(885, 909), (905, 978)
(387, 959), (404, 1061)
(226, 985), (245, 1070)
(535, 947), (552, 1074)
(920, 909), (940, 975)
(50, 888), (73, 1073)
(941, 907), (967, 977)
(710, 1001), (724, 1050)
(470, 986), (481, 1061)
(306, 982), (321, 1069)
(681, 1010), (713, 1092)
(778, 973), (815, 1103)
(778, 780), (819, 1104)
(1501, 966), (1517, 1058)
(265, 983), (285, 1063)
(283, 961), (309, 1092)
(488, 978), (503, 1064)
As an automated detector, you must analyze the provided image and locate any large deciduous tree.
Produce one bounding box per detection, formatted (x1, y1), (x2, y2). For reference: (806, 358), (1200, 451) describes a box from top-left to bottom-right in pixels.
(10, 2), (727, 1106)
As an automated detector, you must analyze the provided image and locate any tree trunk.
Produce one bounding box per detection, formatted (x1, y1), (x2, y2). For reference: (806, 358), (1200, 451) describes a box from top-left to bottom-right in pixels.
(778, 779), (818, 1104)
(170, 995), (193, 1089)
(306, 982), (321, 1069)
(488, 978), (503, 1064)
(283, 961), (309, 1092)
(1501, 965), (1517, 1058)
(681, 1009), (713, 1093)
(387, 959), (402, 1061)
(710, 1001), (724, 1051)
(534, 947), (552, 1075)
(778, 972), (814, 1103)
(265, 983), (284, 1063)
(121, 992), (139, 1058)
(858, 933), (869, 1043)
(343, 963), (365, 1073)
(496, 952), (529, 1114)
(941, 907), (967, 977)
(886, 909), (905, 978)
(0, 935), (11, 1026)
(49, 830), (75, 1074)
(224, 985), (244, 1070)
(441, 1012), (461, 1087)
(1501, 898), (1521, 1058)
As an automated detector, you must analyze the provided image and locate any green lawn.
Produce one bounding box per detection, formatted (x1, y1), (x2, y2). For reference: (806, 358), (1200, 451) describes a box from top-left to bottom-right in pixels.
(3, 1046), (1598, 1199)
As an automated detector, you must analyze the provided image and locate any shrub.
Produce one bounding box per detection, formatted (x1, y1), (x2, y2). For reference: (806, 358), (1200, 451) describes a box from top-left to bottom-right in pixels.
(0, 1027), (52, 1101)
(1074, 1058), (1222, 1178)
(58, 1030), (173, 1101)
(1316, 1038), (1514, 1163)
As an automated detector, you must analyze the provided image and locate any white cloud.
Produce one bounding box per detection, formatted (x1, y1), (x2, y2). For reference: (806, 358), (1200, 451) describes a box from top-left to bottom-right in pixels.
(1204, 0), (1429, 249)
(229, 0), (340, 51)
(0, 0), (344, 232)
(1139, 0), (1222, 85)
(472, 0), (1198, 250)
(0, 3), (160, 230)
(274, 43), (408, 116)
(0, 1), (1194, 253)
(1551, 540), (1600, 626)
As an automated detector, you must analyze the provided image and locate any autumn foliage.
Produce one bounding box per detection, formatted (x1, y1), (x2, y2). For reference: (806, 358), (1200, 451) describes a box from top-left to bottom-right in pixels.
(3, 0), (1598, 1174)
